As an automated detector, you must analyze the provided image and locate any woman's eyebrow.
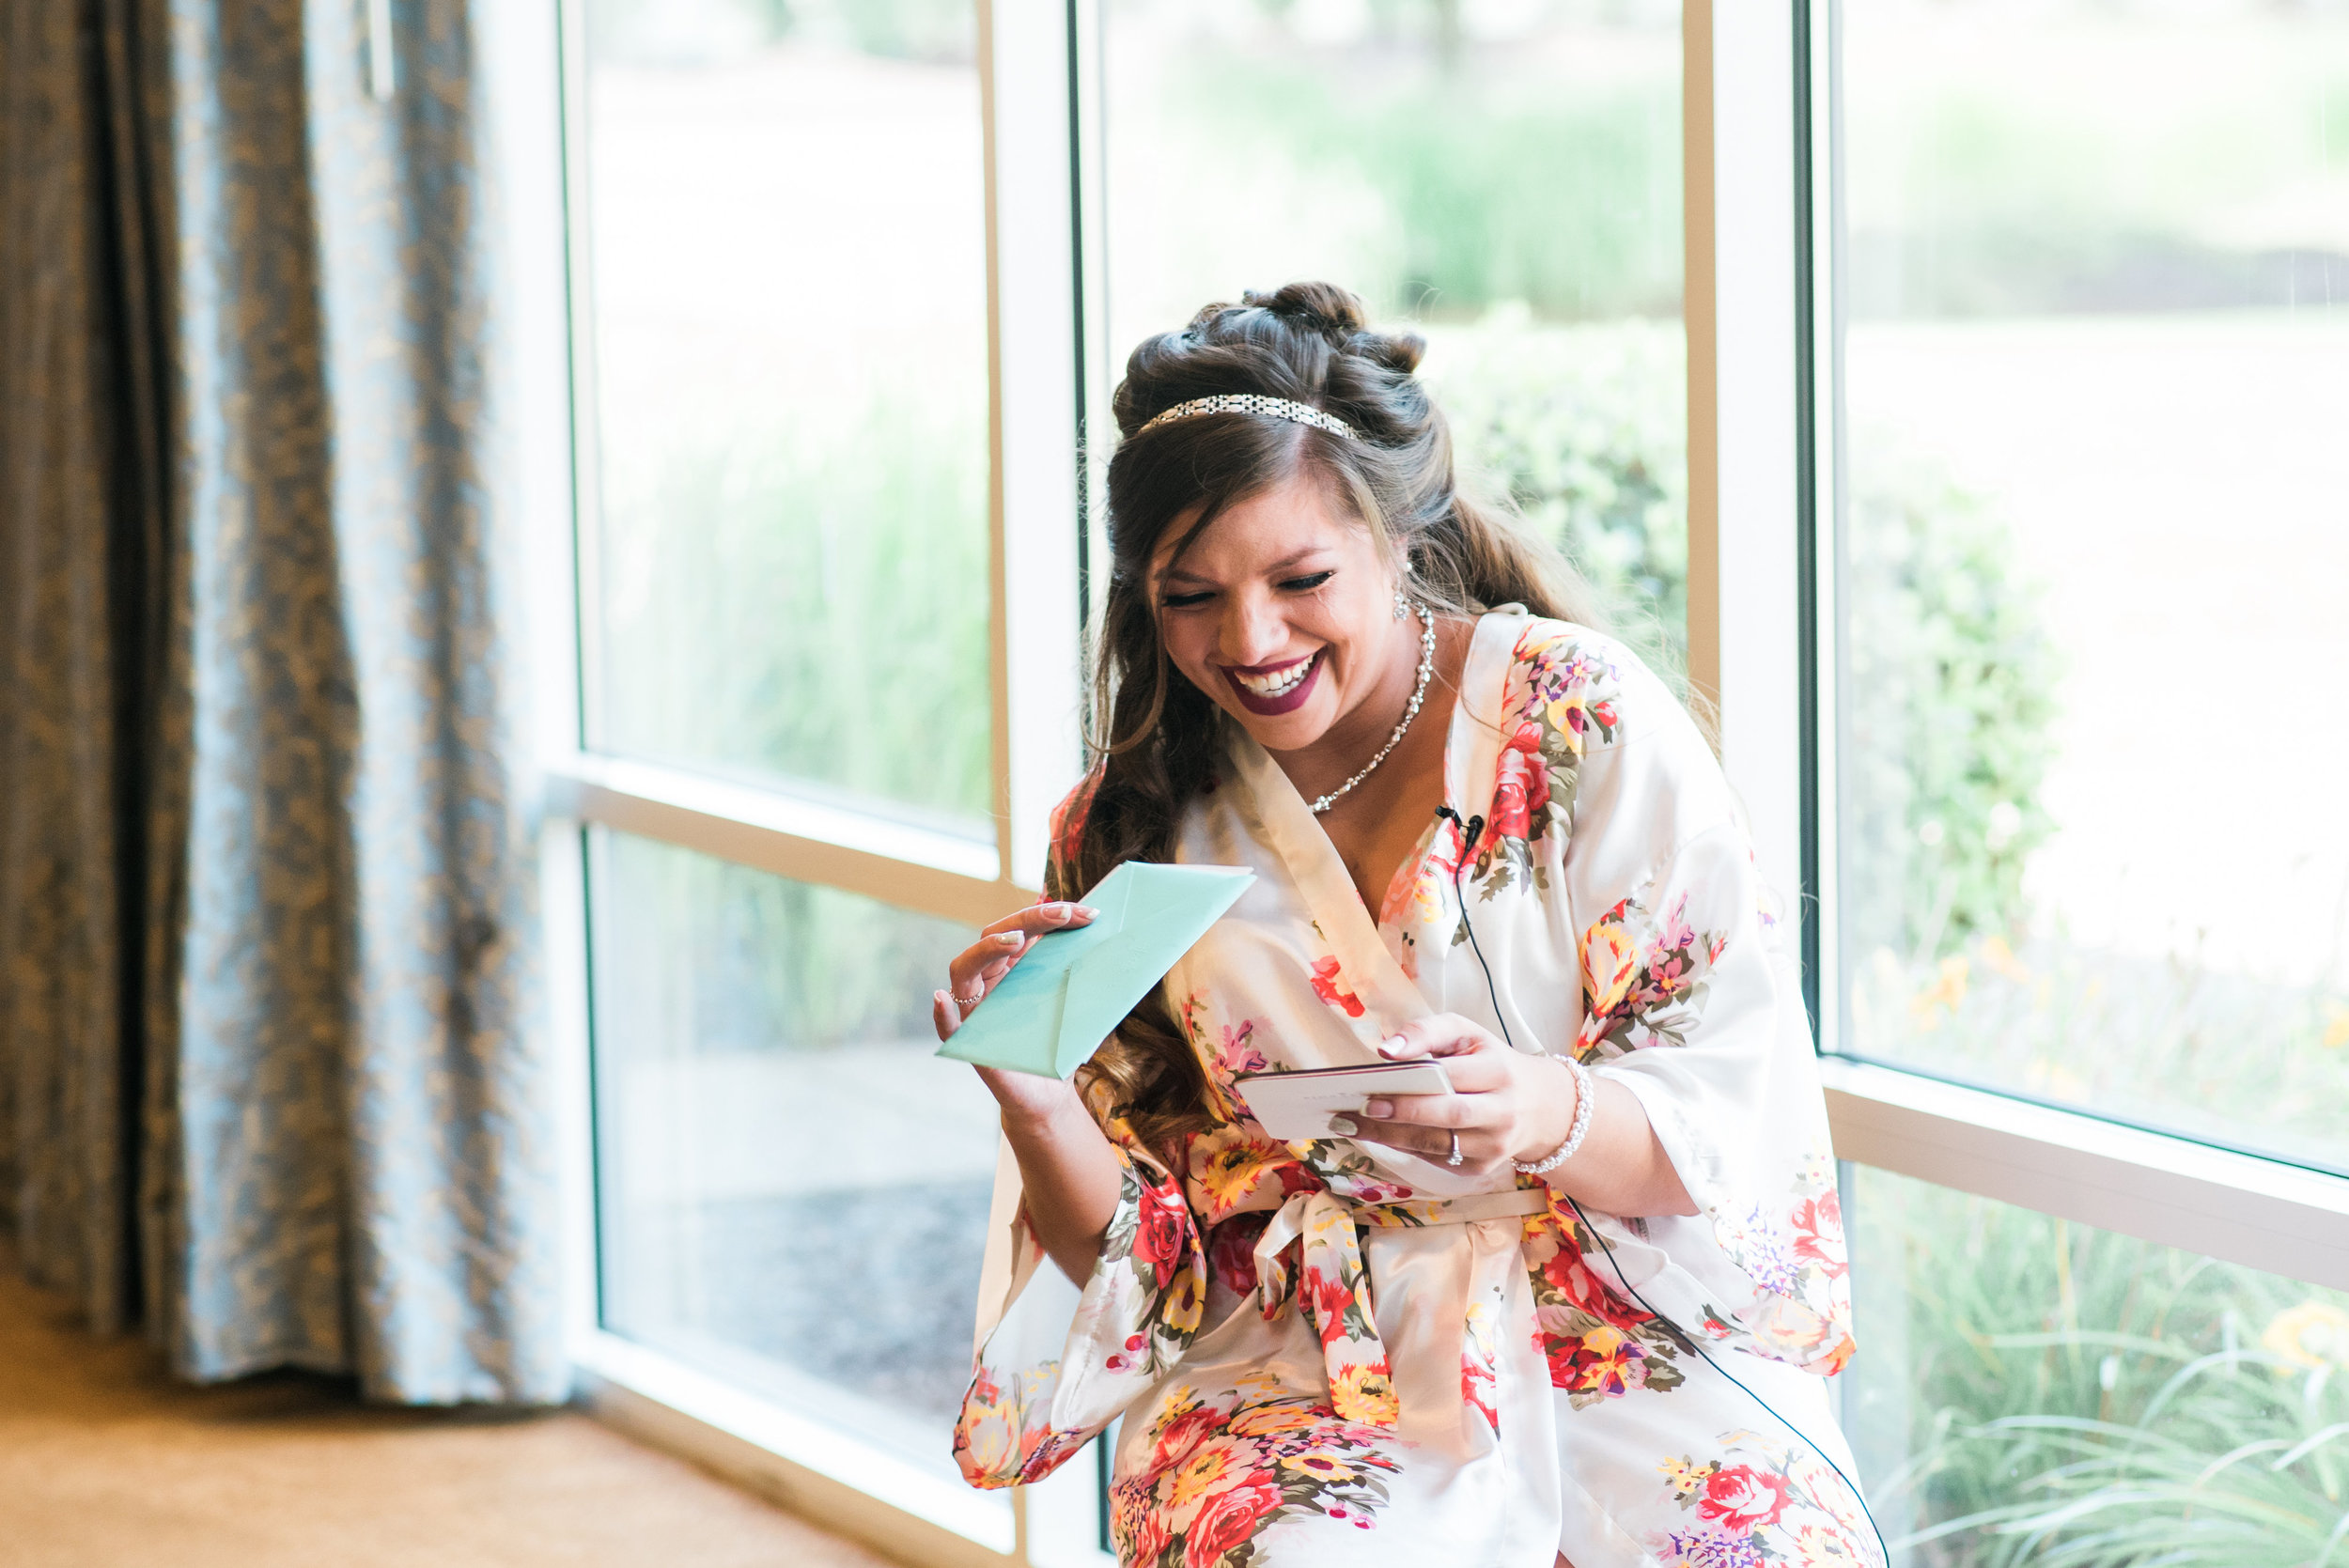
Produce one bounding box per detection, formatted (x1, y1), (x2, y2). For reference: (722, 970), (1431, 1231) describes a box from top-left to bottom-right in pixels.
(1159, 549), (1332, 587)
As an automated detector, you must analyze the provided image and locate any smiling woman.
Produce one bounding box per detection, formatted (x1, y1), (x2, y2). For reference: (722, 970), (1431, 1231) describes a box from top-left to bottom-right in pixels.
(927, 285), (1884, 1568)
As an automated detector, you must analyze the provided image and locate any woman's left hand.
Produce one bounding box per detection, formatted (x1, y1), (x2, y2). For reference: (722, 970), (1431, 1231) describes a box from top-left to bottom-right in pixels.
(1331, 1013), (1579, 1180)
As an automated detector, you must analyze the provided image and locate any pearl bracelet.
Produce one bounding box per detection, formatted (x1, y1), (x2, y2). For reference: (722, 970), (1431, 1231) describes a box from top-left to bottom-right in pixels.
(1514, 1055), (1595, 1176)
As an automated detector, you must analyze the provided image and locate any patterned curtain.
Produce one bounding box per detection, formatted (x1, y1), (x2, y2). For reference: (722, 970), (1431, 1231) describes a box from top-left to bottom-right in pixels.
(0, 0), (561, 1403)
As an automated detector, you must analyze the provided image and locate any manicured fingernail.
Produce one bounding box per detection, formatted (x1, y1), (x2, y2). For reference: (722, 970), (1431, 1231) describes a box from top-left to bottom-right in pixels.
(1377, 1036), (1408, 1056)
(996, 931), (1024, 945)
(1363, 1099), (1393, 1119)
(1328, 1115), (1359, 1137)
(1075, 905), (1099, 918)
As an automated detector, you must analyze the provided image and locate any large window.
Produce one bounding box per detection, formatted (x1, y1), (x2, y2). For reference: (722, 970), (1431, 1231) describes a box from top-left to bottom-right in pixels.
(1826, 0), (2349, 1174)
(520, 2), (2349, 1564)
(1809, 0), (2349, 1559)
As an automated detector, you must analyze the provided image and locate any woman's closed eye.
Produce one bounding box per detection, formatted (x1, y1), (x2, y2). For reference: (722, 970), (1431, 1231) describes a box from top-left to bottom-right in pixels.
(1159, 569), (1332, 610)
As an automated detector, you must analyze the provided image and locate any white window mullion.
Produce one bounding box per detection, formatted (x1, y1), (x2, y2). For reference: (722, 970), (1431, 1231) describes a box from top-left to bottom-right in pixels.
(545, 753), (1017, 927)
(1824, 1059), (2349, 1293)
(981, 0), (1088, 897)
(1688, 0), (1806, 908)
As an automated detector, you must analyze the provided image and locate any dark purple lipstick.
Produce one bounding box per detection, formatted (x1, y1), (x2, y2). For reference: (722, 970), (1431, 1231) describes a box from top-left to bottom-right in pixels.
(1221, 650), (1325, 716)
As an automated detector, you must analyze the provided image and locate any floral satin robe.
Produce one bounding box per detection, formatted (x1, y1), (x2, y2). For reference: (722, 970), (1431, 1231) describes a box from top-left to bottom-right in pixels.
(954, 613), (1878, 1567)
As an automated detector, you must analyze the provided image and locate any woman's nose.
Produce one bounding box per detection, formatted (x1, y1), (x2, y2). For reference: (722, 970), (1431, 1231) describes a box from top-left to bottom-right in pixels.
(1218, 595), (1292, 666)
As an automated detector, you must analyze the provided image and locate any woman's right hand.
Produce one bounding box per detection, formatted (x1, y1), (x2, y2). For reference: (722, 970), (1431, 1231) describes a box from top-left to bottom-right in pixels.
(932, 900), (1098, 1124)
(935, 897), (1125, 1284)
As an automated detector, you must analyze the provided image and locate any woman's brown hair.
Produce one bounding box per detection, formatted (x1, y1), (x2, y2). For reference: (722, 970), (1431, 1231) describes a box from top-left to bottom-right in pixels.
(1062, 281), (1603, 1154)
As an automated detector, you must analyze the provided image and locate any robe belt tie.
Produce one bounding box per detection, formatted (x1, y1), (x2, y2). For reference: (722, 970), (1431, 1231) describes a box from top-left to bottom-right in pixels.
(1250, 1187), (1551, 1428)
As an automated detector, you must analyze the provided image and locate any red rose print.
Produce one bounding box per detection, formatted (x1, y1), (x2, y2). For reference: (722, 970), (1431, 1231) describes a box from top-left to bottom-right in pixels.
(1148, 1404), (1223, 1474)
(1133, 1180), (1190, 1288)
(1542, 1246), (1649, 1330)
(1488, 722), (1548, 840)
(1122, 1504), (1170, 1568)
(1793, 1190), (1844, 1267)
(1184, 1473), (1281, 1567)
(1698, 1464), (1793, 1533)
(1046, 775), (1098, 883)
(1306, 1268), (1358, 1347)
(1207, 1214), (1268, 1296)
(1307, 955), (1366, 1018)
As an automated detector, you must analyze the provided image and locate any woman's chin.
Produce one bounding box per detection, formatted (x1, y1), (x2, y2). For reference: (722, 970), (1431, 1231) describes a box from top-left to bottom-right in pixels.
(1227, 700), (1338, 755)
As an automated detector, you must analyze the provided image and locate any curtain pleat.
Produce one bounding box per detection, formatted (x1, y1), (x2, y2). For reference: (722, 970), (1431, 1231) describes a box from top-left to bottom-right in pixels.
(0, 0), (162, 1338)
(0, 0), (560, 1404)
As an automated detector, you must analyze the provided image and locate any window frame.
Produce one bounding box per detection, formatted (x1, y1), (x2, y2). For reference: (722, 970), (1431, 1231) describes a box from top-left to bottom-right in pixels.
(502, 1), (2349, 1564)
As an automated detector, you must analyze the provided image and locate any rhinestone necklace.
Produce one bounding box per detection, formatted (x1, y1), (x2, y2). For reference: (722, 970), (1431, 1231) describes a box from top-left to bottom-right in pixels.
(1308, 604), (1438, 815)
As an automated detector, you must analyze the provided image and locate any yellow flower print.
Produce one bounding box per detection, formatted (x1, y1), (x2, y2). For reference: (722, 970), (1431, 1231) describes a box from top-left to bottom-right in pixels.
(1190, 1126), (1283, 1211)
(1330, 1362), (1399, 1425)
(1169, 1448), (1229, 1504)
(1544, 696), (1590, 751)
(1229, 1401), (1322, 1438)
(1584, 920), (1638, 1020)
(2263, 1300), (2349, 1372)
(961, 1406), (1016, 1479)
(1280, 1452), (1358, 1483)
(1791, 1522), (1862, 1562)
(1231, 1373), (1286, 1405)
(1163, 1264), (1205, 1336)
(1657, 1455), (1715, 1499)
(1159, 1434), (1273, 1535)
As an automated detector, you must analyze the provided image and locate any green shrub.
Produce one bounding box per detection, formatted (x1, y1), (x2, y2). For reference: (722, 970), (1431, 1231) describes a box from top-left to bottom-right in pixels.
(1169, 54), (1683, 321)
(1856, 1172), (2349, 1567)
(599, 389), (994, 830)
(1426, 313), (1690, 687)
(1843, 449), (2063, 957)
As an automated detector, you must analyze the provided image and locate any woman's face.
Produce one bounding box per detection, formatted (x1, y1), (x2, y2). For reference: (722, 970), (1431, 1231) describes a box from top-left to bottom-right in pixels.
(1150, 473), (1411, 755)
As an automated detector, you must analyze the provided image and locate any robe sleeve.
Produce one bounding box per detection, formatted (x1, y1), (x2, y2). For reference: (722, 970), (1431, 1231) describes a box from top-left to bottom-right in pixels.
(952, 1113), (1209, 1487)
(950, 772), (1212, 1489)
(1548, 644), (1855, 1376)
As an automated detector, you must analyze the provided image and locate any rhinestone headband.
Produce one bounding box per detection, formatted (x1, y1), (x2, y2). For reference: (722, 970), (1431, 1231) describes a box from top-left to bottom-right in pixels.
(1134, 394), (1361, 442)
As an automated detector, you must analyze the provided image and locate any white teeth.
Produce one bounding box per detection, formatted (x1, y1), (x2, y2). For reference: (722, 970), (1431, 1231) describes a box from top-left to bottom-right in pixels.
(1235, 654), (1315, 697)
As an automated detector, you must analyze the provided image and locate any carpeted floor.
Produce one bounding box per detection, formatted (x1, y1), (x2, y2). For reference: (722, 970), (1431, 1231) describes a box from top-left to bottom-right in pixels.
(0, 1263), (893, 1568)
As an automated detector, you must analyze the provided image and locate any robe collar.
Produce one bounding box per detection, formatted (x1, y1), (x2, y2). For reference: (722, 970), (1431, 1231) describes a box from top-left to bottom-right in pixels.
(1219, 610), (1532, 1037)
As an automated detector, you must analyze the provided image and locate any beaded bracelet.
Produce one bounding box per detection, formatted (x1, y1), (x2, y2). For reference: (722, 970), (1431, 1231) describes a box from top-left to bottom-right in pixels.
(1514, 1056), (1595, 1176)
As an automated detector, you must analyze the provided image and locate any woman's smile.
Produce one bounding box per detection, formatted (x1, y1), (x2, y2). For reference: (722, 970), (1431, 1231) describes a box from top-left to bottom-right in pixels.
(1221, 649), (1325, 714)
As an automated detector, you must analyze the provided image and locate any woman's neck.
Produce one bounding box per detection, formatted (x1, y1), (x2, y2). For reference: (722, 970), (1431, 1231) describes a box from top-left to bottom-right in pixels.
(1271, 612), (1467, 806)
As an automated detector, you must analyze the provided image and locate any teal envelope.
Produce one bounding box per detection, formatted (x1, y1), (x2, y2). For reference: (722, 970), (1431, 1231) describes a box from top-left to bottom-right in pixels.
(936, 861), (1254, 1079)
